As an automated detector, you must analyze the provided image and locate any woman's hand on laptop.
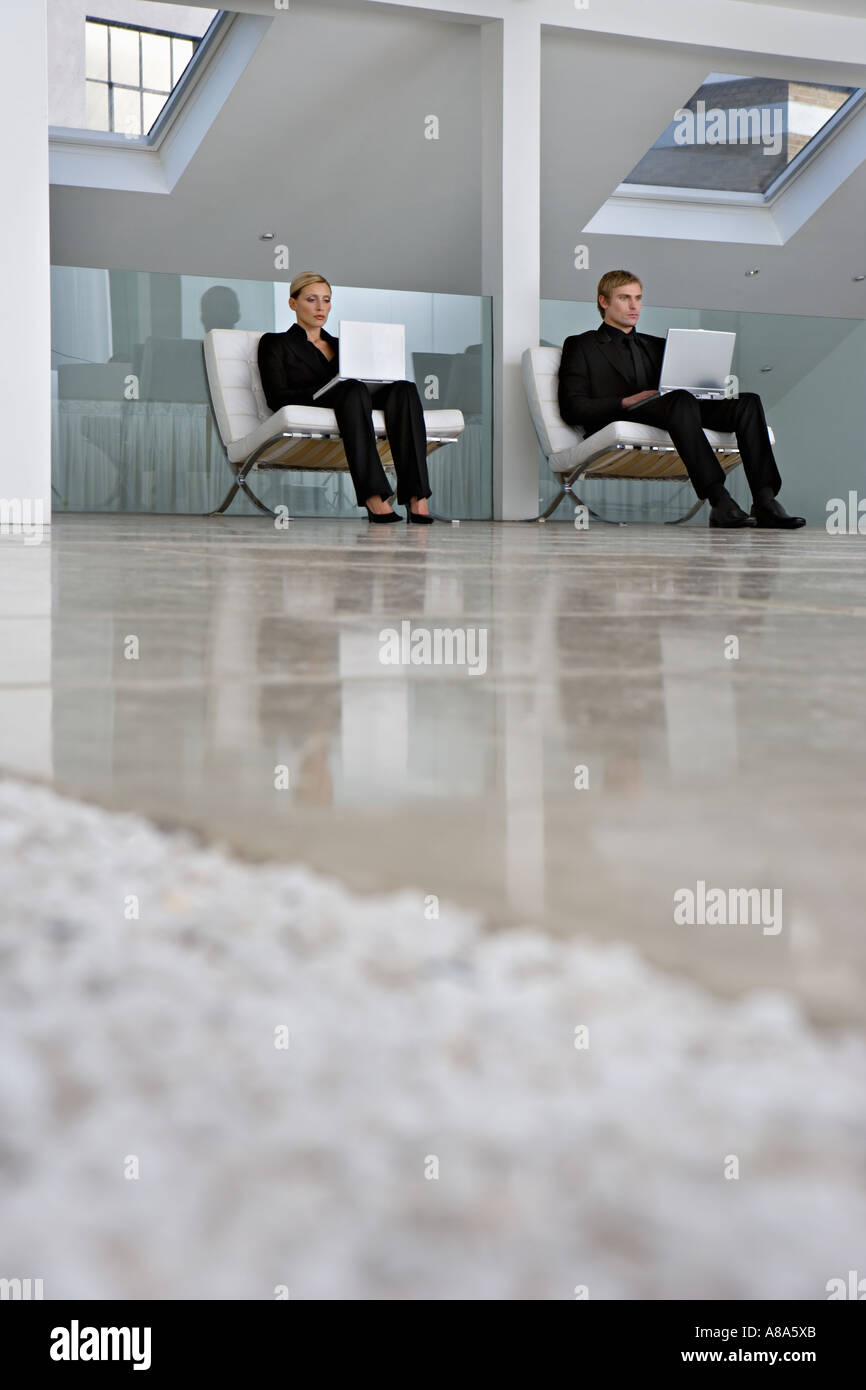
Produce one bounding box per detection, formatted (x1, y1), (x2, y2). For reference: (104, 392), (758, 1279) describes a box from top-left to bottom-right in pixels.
(621, 389), (661, 408)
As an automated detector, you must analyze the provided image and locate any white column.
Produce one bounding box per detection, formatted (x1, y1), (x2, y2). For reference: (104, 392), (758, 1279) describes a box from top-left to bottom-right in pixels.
(481, 11), (541, 521)
(0, 0), (52, 522)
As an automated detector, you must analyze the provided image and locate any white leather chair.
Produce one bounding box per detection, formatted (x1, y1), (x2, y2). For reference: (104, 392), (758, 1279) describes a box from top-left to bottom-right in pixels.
(203, 329), (465, 516)
(522, 346), (765, 524)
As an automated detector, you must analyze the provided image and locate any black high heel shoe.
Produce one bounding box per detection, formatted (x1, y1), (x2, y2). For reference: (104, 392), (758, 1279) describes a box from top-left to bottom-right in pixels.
(365, 505), (402, 524)
(406, 505), (434, 525)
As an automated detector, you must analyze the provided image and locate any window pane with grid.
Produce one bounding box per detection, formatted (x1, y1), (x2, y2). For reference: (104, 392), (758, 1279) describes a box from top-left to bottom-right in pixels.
(172, 38), (194, 83)
(141, 32), (172, 93)
(109, 26), (140, 87)
(142, 91), (169, 133)
(85, 21), (108, 81)
(85, 80), (109, 130)
(113, 85), (142, 136)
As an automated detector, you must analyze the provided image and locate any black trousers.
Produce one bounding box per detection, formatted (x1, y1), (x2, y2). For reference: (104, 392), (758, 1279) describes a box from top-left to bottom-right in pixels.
(619, 390), (782, 501)
(317, 379), (431, 506)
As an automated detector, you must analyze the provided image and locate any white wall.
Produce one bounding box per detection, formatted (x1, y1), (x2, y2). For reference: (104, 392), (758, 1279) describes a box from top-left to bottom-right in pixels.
(0, 0), (51, 520)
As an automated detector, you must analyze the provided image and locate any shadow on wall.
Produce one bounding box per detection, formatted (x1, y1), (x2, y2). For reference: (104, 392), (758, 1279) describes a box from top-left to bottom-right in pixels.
(56, 281), (246, 404)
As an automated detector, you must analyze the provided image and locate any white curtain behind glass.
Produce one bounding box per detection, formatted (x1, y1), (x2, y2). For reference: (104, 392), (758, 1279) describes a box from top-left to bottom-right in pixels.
(50, 266), (112, 369)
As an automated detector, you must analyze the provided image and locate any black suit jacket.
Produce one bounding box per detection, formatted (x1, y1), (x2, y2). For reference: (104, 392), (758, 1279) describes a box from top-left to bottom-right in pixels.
(557, 325), (665, 435)
(258, 322), (340, 412)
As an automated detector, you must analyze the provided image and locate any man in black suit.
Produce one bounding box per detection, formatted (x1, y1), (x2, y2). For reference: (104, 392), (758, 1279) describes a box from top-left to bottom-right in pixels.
(557, 270), (805, 528)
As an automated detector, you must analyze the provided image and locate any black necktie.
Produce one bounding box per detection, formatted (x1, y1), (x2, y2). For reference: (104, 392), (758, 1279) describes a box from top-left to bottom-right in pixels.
(626, 333), (649, 391)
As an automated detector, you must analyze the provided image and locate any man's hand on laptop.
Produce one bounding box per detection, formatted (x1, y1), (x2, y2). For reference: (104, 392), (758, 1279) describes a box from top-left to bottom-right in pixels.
(621, 389), (661, 409)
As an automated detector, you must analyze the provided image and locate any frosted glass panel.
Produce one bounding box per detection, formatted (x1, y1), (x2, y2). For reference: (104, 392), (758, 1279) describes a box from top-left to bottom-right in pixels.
(539, 299), (865, 527)
(51, 268), (493, 520)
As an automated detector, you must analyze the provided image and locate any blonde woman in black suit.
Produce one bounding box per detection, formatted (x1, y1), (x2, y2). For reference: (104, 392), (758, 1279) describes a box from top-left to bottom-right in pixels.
(257, 271), (433, 524)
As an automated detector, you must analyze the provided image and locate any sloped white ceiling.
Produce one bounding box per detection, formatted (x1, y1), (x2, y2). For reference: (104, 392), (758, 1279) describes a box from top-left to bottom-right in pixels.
(540, 27), (866, 317)
(52, 1), (866, 317)
(51, 2), (483, 294)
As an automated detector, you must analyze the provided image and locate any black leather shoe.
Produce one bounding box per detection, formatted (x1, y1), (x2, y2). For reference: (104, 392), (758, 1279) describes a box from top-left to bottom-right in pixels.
(750, 498), (806, 529)
(709, 497), (757, 528)
(406, 507), (434, 525)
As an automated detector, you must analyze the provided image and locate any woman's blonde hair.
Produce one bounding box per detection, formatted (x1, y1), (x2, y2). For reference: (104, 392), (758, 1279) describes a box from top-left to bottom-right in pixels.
(289, 271), (332, 301)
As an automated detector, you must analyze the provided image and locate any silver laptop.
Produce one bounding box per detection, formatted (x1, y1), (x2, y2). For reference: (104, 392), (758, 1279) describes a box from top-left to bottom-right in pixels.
(313, 320), (406, 399)
(659, 328), (736, 400)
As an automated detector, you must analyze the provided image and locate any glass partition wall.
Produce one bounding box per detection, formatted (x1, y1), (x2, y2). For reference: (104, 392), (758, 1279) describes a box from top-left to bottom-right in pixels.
(540, 300), (866, 526)
(52, 269), (859, 527)
(51, 267), (494, 518)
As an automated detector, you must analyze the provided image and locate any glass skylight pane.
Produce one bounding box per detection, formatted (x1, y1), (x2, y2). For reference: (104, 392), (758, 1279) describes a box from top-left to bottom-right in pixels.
(112, 86), (141, 136)
(109, 26), (140, 88)
(85, 80), (109, 131)
(85, 21), (107, 82)
(143, 91), (169, 134)
(48, 11), (221, 137)
(172, 38), (194, 83)
(786, 82), (851, 160)
(622, 75), (859, 196)
(141, 33), (172, 93)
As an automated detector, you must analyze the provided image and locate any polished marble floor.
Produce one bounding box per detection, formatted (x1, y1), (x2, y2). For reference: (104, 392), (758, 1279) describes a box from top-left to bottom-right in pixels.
(2, 514), (865, 1025)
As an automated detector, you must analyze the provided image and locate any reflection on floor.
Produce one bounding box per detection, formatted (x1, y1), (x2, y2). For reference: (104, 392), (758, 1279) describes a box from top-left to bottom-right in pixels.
(1, 515), (864, 1297)
(4, 515), (865, 1021)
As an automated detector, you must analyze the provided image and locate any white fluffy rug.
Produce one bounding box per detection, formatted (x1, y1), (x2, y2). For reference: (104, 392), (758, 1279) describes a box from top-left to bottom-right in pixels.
(1, 777), (864, 1300)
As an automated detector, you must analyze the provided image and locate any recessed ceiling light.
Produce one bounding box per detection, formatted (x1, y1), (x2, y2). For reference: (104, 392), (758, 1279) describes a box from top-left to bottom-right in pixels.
(853, 273), (866, 282)
(259, 232), (275, 241)
(745, 268), (760, 276)
(759, 365), (773, 373)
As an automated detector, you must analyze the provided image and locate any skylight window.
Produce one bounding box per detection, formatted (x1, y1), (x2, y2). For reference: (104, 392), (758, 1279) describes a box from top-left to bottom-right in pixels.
(84, 20), (203, 135)
(48, 4), (221, 139)
(622, 74), (863, 198)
